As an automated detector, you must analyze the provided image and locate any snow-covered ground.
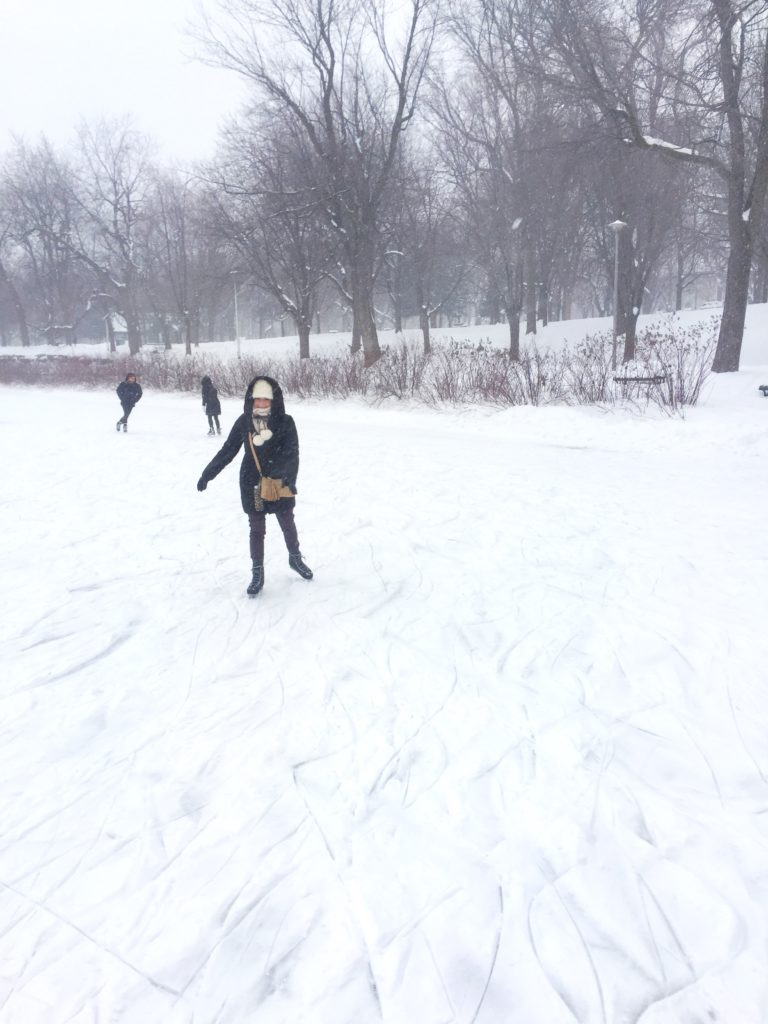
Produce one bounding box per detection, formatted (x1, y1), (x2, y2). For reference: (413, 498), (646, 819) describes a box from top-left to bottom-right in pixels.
(2, 319), (768, 1022)
(0, 302), (747, 366)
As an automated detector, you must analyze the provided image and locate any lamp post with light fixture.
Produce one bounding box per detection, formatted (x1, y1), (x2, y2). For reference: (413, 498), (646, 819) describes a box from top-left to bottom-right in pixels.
(230, 270), (243, 359)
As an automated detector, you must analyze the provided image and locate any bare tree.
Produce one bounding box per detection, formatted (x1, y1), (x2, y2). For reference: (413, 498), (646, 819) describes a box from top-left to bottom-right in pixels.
(432, 74), (530, 355)
(0, 138), (91, 345)
(0, 237), (30, 346)
(448, 0), (693, 359)
(197, 0), (440, 365)
(207, 118), (332, 358)
(146, 172), (224, 354)
(64, 119), (155, 355)
(506, 0), (768, 371)
(393, 147), (465, 352)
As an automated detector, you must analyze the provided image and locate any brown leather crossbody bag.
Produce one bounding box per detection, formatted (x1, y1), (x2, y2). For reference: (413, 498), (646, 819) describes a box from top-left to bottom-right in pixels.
(247, 431), (294, 508)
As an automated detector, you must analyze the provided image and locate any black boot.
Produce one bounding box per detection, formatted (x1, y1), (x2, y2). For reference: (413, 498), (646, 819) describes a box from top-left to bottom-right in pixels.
(288, 551), (313, 580)
(246, 562), (264, 597)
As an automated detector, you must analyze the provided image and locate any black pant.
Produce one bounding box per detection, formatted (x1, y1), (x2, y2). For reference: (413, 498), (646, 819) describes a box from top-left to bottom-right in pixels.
(248, 507), (300, 563)
(118, 401), (135, 424)
(207, 414), (220, 431)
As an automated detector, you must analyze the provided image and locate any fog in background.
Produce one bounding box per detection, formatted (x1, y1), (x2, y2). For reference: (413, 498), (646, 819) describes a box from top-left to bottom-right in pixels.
(0, 0), (243, 161)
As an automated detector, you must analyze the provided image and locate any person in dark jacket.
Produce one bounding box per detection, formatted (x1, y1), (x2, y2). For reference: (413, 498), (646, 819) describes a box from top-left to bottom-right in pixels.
(116, 372), (142, 432)
(201, 376), (222, 436)
(196, 375), (313, 596)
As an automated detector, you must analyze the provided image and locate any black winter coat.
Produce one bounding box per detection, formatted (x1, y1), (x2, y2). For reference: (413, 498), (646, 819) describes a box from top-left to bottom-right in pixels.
(199, 375), (299, 515)
(201, 377), (221, 416)
(117, 379), (142, 408)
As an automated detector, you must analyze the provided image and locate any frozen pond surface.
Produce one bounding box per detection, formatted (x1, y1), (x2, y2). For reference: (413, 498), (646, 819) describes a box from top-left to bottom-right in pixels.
(1, 383), (767, 1023)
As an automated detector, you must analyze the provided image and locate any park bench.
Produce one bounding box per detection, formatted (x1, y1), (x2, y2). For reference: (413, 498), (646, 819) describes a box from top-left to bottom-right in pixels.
(759, 385), (768, 397)
(613, 374), (667, 389)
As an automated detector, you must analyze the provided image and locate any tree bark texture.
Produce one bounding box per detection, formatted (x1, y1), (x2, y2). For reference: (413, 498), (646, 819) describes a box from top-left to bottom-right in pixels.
(0, 260), (30, 346)
(298, 322), (310, 359)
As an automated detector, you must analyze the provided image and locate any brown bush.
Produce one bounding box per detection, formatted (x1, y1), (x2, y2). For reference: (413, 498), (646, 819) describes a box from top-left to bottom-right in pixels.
(0, 320), (717, 410)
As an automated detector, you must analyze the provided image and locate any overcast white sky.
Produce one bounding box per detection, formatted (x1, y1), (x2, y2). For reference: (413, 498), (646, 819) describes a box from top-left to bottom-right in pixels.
(1, 0), (246, 165)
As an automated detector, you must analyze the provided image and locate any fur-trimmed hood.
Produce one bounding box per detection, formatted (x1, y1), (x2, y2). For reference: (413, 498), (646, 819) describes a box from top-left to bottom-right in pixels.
(243, 375), (286, 420)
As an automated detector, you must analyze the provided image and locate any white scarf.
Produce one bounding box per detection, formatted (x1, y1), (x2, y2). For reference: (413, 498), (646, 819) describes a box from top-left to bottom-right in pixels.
(251, 414), (272, 445)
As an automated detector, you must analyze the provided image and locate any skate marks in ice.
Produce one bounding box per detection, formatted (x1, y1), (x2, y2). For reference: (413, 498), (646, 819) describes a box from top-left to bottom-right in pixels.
(508, 633), (762, 1023)
(281, 642), (550, 1022)
(0, 657), (377, 1021)
(146, 671), (393, 1021)
(14, 626), (134, 693)
(528, 846), (743, 1024)
(2, 391), (768, 1021)
(292, 739), (507, 1024)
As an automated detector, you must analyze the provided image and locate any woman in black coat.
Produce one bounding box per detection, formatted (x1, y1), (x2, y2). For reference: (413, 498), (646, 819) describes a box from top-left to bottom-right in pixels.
(201, 376), (222, 435)
(196, 375), (313, 596)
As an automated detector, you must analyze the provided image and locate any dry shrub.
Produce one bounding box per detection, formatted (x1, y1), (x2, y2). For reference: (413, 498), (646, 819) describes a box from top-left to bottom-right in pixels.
(0, 318), (718, 410)
(633, 316), (717, 410)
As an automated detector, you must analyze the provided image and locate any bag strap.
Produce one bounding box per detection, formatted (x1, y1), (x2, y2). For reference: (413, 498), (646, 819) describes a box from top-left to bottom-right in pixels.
(247, 430), (263, 474)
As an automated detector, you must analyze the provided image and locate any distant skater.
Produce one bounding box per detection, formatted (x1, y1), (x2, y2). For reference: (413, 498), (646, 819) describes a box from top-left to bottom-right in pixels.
(116, 372), (142, 432)
(201, 376), (222, 435)
(196, 375), (313, 596)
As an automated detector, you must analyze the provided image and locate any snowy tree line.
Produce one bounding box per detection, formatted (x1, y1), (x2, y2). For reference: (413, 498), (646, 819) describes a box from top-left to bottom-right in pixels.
(1, 0), (767, 371)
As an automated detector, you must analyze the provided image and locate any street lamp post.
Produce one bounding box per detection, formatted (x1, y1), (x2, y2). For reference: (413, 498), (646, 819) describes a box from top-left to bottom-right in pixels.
(609, 220), (627, 370)
(230, 270), (241, 360)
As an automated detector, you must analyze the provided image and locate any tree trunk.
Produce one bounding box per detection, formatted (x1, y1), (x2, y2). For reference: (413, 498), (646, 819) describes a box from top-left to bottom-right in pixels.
(184, 312), (193, 356)
(106, 316), (116, 353)
(713, 219), (752, 372)
(388, 262), (403, 333)
(420, 306), (431, 355)
(124, 311), (142, 356)
(525, 236), (537, 335)
(752, 254), (767, 302)
(350, 308), (362, 354)
(414, 275), (430, 354)
(538, 282), (549, 327)
(359, 295), (381, 366)
(675, 250), (684, 311)
(507, 309), (520, 360)
(349, 253), (380, 363)
(623, 312), (640, 363)
(563, 283), (573, 320)
(710, 0), (765, 372)
(298, 322), (310, 359)
(623, 270), (645, 362)
(0, 260), (30, 346)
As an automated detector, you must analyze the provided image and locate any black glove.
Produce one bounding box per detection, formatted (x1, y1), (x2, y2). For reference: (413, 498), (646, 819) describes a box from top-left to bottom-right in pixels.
(197, 477), (207, 492)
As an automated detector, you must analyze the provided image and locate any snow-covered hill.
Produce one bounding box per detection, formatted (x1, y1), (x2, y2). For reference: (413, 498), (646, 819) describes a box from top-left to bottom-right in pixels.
(3, 301), (768, 372)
